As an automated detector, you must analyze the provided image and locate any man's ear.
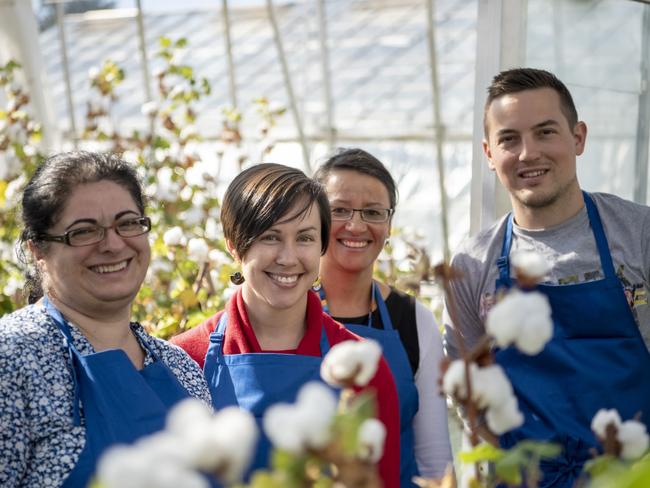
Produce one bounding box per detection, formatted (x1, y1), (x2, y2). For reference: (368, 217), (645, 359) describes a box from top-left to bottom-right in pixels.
(573, 121), (587, 156)
(225, 239), (241, 263)
(483, 139), (496, 171)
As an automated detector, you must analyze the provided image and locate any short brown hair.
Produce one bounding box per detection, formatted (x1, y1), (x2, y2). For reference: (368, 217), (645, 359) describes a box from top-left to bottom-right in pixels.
(314, 148), (398, 210)
(484, 68), (578, 137)
(221, 163), (330, 258)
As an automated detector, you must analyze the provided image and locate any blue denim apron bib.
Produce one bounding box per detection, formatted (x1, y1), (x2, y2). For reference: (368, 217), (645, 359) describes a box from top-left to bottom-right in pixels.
(494, 192), (650, 487)
(203, 313), (332, 476)
(45, 298), (191, 488)
(320, 282), (419, 487)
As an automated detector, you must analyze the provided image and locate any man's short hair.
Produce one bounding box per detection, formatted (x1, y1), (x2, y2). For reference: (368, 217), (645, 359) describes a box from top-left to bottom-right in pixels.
(483, 68), (579, 136)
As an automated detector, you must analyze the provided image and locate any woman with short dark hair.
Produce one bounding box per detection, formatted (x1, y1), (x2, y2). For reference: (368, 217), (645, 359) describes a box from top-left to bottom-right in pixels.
(173, 163), (400, 486)
(0, 151), (211, 487)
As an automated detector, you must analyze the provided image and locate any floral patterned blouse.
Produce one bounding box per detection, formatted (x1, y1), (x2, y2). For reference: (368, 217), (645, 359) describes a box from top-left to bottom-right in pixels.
(0, 303), (212, 487)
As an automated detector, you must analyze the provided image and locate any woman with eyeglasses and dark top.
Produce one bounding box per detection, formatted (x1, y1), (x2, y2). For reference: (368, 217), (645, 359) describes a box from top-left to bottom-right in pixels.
(314, 148), (454, 486)
(0, 151), (212, 487)
(171, 162), (400, 486)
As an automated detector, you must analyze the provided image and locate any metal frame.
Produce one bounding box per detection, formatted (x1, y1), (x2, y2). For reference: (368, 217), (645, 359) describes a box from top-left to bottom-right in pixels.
(635, 6), (650, 204)
(470, 0), (527, 235)
(56, 0), (78, 146)
(0, 0), (59, 151)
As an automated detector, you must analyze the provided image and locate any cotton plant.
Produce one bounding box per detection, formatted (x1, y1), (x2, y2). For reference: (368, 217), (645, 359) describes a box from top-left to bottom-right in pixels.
(92, 399), (258, 488)
(253, 340), (387, 488)
(433, 253), (559, 488)
(76, 36), (291, 339)
(580, 409), (650, 488)
(0, 60), (45, 315)
(92, 340), (387, 488)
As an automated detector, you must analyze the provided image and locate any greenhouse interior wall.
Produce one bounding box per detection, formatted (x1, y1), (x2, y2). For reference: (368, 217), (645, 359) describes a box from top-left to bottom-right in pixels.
(1, 0), (650, 271)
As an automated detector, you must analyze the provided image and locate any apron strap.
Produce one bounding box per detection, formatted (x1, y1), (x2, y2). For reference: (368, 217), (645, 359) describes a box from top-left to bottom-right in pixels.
(496, 192), (613, 286)
(496, 213), (515, 288)
(582, 191), (616, 279)
(373, 281), (395, 331)
(43, 297), (83, 426)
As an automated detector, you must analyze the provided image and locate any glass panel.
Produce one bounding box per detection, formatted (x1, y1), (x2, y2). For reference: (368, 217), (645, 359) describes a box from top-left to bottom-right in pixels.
(526, 0), (649, 202)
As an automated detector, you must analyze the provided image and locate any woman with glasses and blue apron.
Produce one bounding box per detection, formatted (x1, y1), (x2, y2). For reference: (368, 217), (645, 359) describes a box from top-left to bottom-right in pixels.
(314, 149), (454, 486)
(172, 163), (401, 487)
(0, 152), (211, 487)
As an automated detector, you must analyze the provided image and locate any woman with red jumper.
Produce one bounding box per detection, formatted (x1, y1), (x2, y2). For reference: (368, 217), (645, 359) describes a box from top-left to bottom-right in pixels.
(172, 163), (400, 486)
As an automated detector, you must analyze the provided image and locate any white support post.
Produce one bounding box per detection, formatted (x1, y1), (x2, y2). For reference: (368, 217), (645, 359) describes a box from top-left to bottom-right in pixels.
(470, 0), (527, 235)
(0, 0), (60, 151)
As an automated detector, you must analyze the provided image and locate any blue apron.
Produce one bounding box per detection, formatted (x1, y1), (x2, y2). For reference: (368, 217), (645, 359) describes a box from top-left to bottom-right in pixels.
(494, 192), (650, 487)
(203, 313), (332, 476)
(320, 283), (419, 487)
(45, 298), (192, 488)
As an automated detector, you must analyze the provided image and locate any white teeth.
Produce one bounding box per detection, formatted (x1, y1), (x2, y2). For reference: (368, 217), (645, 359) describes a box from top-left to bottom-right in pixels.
(91, 260), (128, 274)
(269, 274), (298, 284)
(521, 169), (547, 178)
(341, 240), (368, 248)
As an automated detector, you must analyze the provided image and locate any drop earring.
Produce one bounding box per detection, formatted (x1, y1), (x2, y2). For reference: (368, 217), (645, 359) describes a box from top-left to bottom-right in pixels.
(230, 271), (245, 285)
(312, 275), (322, 291)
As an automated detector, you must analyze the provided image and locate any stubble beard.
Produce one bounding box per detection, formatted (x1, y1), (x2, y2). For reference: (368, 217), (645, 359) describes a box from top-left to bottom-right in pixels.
(518, 169), (578, 206)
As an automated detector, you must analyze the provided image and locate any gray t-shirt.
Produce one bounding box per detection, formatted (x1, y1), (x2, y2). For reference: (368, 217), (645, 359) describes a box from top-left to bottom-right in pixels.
(443, 192), (650, 359)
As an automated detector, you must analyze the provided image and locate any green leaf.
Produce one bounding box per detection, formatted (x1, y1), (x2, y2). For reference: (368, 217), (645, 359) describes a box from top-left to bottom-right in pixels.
(459, 442), (505, 463)
(176, 38), (188, 48)
(514, 440), (562, 458)
(159, 36), (172, 48)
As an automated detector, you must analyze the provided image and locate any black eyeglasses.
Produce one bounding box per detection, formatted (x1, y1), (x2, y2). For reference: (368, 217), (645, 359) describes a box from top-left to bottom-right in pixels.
(39, 217), (152, 247)
(330, 207), (393, 223)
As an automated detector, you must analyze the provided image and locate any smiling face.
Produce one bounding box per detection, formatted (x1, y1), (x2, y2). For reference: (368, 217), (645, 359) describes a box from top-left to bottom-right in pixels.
(34, 180), (150, 317)
(483, 87), (587, 226)
(234, 200), (322, 316)
(321, 170), (392, 276)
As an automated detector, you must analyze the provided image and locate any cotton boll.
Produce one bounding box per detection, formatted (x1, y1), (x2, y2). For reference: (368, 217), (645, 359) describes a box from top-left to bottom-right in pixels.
(188, 238), (210, 263)
(141, 101), (159, 117)
(180, 206), (206, 226)
(511, 251), (551, 281)
(472, 365), (514, 410)
(617, 420), (649, 460)
(486, 292), (525, 347)
(515, 311), (553, 355)
(134, 431), (195, 468)
(486, 290), (553, 355)
(353, 340), (382, 386)
(163, 226), (185, 246)
(485, 395), (524, 435)
(210, 407), (258, 483)
(591, 408), (622, 439)
(97, 445), (156, 488)
(296, 382), (337, 449)
(166, 399), (214, 439)
(264, 403), (305, 454)
(321, 343), (357, 386)
(442, 359), (478, 400)
(320, 339), (382, 387)
(357, 418), (386, 463)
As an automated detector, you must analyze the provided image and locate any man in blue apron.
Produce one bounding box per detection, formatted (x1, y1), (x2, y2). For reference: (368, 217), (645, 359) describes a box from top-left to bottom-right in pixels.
(443, 68), (650, 487)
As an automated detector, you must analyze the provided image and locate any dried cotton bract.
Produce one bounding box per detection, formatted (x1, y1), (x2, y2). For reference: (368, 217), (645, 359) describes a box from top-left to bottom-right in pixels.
(320, 339), (382, 387)
(486, 289), (553, 355)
